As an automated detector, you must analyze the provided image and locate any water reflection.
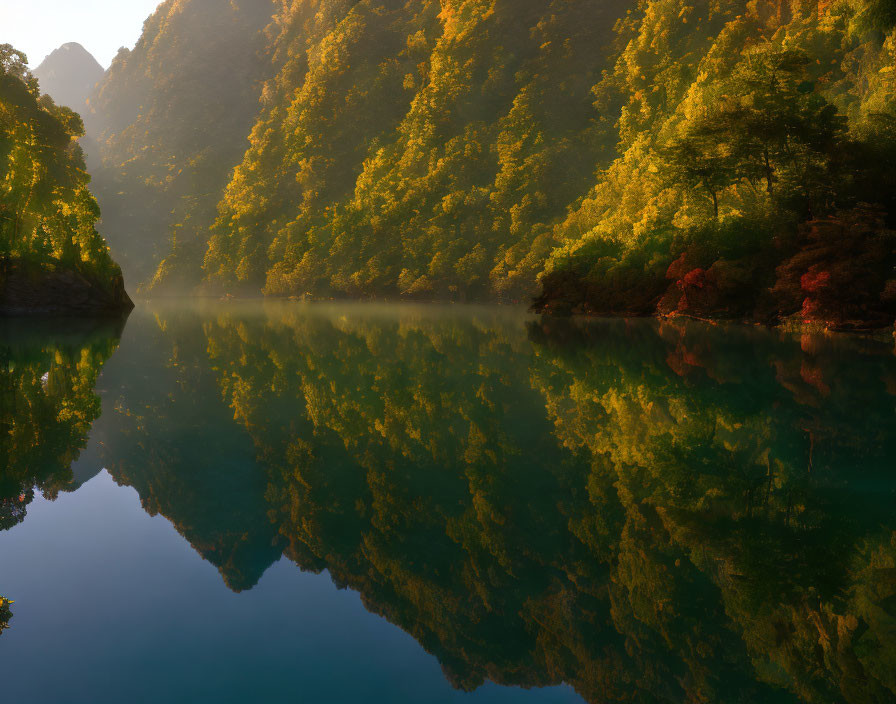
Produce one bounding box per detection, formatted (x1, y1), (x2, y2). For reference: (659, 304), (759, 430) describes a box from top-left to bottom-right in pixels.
(0, 318), (124, 529)
(2, 303), (895, 703)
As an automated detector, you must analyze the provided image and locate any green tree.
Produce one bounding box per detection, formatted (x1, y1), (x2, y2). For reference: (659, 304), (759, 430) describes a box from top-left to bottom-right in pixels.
(664, 123), (738, 218)
(0, 42), (125, 299)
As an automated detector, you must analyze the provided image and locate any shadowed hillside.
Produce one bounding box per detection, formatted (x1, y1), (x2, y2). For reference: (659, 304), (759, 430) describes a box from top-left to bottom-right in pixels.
(84, 0), (276, 291)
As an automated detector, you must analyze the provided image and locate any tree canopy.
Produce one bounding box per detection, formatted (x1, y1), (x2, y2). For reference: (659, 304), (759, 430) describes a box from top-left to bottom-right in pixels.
(0, 43), (121, 290)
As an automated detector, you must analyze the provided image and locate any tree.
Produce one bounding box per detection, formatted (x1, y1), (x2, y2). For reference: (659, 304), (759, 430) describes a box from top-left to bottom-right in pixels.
(0, 43), (121, 287)
(664, 124), (737, 218)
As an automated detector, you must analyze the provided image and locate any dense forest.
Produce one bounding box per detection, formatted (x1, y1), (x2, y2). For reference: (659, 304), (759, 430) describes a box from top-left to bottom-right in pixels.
(77, 0), (896, 328)
(536, 0), (896, 327)
(6, 305), (893, 703)
(0, 45), (130, 314)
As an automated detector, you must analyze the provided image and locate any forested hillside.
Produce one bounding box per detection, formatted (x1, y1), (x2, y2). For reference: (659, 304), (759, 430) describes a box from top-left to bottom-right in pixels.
(88, 0), (896, 327)
(0, 45), (130, 315)
(85, 0), (276, 292)
(205, 0), (629, 300)
(537, 0), (896, 328)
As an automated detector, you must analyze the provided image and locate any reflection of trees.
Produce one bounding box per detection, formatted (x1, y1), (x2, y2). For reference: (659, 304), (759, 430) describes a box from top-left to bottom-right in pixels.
(0, 596), (11, 634)
(195, 307), (896, 703)
(204, 306), (609, 694)
(528, 317), (896, 703)
(95, 308), (284, 591)
(0, 319), (123, 530)
(13, 305), (891, 703)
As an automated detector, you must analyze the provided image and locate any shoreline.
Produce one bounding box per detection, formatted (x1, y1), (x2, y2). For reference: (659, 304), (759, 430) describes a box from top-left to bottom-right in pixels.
(0, 260), (134, 318)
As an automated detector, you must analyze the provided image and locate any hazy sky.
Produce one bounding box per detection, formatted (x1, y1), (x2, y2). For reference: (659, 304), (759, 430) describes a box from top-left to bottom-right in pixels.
(2, 0), (163, 68)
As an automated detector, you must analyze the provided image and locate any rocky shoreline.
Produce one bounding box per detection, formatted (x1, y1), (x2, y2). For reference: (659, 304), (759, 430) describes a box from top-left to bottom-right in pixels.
(0, 260), (134, 317)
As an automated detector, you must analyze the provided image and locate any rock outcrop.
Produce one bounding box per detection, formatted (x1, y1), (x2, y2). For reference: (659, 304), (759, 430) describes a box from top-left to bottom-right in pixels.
(0, 260), (134, 317)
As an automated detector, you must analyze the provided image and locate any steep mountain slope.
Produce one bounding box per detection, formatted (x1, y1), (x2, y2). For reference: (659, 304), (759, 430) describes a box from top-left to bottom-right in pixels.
(85, 0), (276, 292)
(82, 0), (896, 328)
(205, 0), (896, 327)
(536, 0), (896, 328)
(32, 43), (104, 110)
(206, 0), (631, 300)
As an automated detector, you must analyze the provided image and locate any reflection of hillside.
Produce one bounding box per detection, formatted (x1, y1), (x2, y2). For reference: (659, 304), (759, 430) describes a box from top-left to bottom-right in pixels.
(11, 305), (891, 703)
(203, 306), (602, 694)
(0, 319), (124, 530)
(528, 317), (896, 703)
(195, 306), (896, 704)
(95, 309), (285, 592)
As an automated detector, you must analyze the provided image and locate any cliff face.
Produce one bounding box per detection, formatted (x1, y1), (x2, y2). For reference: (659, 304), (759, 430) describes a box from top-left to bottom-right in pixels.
(32, 43), (104, 110)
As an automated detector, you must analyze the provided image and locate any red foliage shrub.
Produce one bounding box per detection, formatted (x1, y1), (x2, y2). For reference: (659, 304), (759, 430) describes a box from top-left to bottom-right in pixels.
(682, 268), (707, 289)
(666, 251), (695, 281)
(800, 297), (820, 321)
(772, 205), (896, 330)
(800, 268), (831, 294)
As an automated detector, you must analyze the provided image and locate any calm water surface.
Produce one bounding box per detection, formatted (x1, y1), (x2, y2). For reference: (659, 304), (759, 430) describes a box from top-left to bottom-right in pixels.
(1, 303), (895, 703)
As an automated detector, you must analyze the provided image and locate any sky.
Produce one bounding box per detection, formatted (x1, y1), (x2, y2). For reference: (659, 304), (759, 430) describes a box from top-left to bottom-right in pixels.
(2, 0), (163, 68)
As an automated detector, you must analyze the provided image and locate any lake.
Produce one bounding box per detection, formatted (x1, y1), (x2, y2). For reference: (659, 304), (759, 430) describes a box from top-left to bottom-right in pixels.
(1, 302), (895, 703)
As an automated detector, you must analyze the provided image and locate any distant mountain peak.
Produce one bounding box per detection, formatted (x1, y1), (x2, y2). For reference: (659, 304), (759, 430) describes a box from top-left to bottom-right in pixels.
(33, 42), (105, 110)
(58, 42), (88, 51)
(37, 42), (103, 69)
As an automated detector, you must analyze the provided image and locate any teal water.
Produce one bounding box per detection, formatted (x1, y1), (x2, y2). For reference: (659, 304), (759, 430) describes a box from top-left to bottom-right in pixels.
(1, 303), (895, 703)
